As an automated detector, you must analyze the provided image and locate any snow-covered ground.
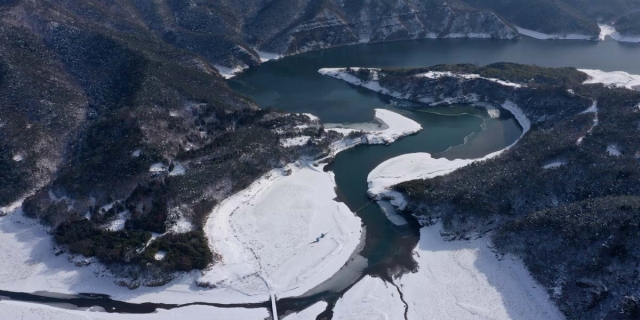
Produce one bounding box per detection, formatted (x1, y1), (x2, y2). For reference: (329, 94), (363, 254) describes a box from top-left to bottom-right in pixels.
(0, 300), (268, 320)
(368, 153), (476, 202)
(599, 24), (640, 43)
(326, 109), (422, 146)
(198, 161), (362, 301)
(280, 136), (311, 147)
(213, 64), (248, 79)
(516, 26), (594, 40)
(255, 50), (283, 62)
(395, 223), (563, 320)
(579, 69), (640, 90)
(366, 101), (528, 209)
(607, 144), (622, 157)
(332, 276), (405, 320)
(0, 164), (361, 306)
(543, 160), (566, 169)
(318, 68), (408, 100)
(0, 108), (424, 309)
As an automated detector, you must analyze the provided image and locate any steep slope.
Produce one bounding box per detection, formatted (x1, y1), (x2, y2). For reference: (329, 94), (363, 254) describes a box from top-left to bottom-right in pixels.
(0, 0), (327, 280)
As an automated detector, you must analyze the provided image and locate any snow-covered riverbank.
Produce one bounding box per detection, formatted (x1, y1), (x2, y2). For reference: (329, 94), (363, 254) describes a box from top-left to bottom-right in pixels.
(516, 26), (594, 41)
(326, 108), (422, 148)
(399, 223), (563, 320)
(331, 224), (563, 320)
(198, 161), (362, 301)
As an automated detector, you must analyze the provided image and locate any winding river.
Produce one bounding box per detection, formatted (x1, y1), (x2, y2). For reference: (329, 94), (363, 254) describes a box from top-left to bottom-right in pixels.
(2, 36), (639, 317)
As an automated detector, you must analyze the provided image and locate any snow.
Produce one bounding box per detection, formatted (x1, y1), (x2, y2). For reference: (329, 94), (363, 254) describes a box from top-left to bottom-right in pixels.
(599, 24), (640, 43)
(213, 64), (247, 79)
(577, 101), (599, 145)
(169, 163), (186, 176)
(106, 211), (129, 232)
(394, 223), (563, 320)
(302, 113), (319, 122)
(12, 153), (24, 162)
(148, 163), (166, 173)
(255, 50), (282, 62)
(283, 301), (327, 320)
(154, 250), (167, 261)
(131, 150), (141, 158)
(0, 300), (268, 320)
(169, 217), (194, 234)
(516, 26), (594, 40)
(501, 100), (530, 134)
(326, 109), (422, 146)
(280, 136), (311, 147)
(368, 153), (476, 202)
(607, 144), (622, 157)
(579, 69), (640, 90)
(332, 276), (405, 320)
(318, 68), (524, 101)
(318, 68), (408, 99)
(416, 71), (524, 88)
(367, 100), (528, 210)
(376, 200), (408, 226)
(0, 200), (231, 305)
(198, 161), (362, 301)
(543, 161), (566, 169)
(445, 33), (492, 39)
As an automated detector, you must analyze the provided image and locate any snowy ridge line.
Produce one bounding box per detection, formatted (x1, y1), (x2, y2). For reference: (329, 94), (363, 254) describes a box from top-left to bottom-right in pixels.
(414, 71), (524, 88)
(578, 69), (640, 90)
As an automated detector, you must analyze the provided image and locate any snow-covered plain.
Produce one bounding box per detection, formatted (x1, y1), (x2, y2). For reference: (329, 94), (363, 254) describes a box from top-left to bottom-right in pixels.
(579, 69), (640, 90)
(332, 276), (405, 320)
(516, 26), (594, 40)
(0, 300), (268, 320)
(199, 161), (362, 301)
(395, 223), (564, 320)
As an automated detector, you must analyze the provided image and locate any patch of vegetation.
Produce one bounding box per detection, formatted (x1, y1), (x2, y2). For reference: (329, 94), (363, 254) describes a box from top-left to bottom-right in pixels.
(143, 231), (213, 271)
(54, 220), (151, 265)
